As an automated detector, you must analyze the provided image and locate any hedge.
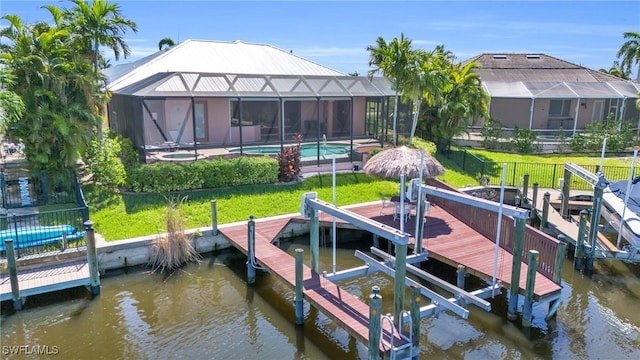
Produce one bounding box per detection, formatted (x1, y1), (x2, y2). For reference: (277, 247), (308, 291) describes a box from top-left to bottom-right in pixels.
(128, 156), (279, 192)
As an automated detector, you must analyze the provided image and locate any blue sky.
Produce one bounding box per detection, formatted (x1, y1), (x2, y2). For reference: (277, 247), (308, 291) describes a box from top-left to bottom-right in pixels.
(2, 1), (639, 77)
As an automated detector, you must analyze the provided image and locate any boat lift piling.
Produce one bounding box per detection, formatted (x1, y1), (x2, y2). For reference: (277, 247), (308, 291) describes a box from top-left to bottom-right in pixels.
(294, 248), (304, 325)
(507, 217), (526, 321)
(4, 239), (22, 310)
(522, 250), (539, 327)
(247, 215), (256, 284)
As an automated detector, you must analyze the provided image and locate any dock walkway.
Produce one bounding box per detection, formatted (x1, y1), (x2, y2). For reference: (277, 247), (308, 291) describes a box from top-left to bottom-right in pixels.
(0, 260), (90, 302)
(219, 201), (562, 348)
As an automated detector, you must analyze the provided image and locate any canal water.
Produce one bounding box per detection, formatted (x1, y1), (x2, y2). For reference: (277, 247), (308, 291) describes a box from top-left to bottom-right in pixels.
(1, 235), (639, 359)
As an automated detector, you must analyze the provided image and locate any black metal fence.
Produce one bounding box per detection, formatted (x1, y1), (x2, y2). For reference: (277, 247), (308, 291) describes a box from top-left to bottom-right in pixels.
(0, 169), (78, 208)
(1, 206), (88, 258)
(442, 148), (640, 190)
(0, 168), (90, 259)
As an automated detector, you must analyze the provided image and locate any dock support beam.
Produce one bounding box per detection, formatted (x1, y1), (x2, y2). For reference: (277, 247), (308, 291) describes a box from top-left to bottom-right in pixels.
(554, 235), (567, 284)
(541, 192), (550, 229)
(247, 215), (256, 284)
(309, 208), (320, 273)
(522, 250), (539, 328)
(84, 221), (100, 297)
(586, 174), (607, 276)
(211, 200), (218, 236)
(574, 210), (588, 270)
(410, 285), (421, 360)
(5, 239), (22, 311)
(294, 248), (304, 325)
(456, 265), (466, 289)
(368, 286), (382, 360)
(508, 218), (526, 321)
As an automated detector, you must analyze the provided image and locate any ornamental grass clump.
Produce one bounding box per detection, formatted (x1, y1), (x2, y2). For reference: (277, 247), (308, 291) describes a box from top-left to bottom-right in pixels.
(149, 197), (201, 273)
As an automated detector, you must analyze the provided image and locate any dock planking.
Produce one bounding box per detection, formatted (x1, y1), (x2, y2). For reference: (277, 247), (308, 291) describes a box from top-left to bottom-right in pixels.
(0, 260), (91, 302)
(220, 200), (562, 349)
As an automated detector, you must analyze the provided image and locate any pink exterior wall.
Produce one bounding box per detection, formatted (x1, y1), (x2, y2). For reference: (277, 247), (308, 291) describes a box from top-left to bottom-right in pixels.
(352, 97), (366, 136)
(490, 98), (531, 128)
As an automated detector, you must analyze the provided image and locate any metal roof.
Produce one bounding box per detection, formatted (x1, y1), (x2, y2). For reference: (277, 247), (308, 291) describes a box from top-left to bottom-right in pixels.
(115, 72), (396, 98)
(105, 39), (347, 92)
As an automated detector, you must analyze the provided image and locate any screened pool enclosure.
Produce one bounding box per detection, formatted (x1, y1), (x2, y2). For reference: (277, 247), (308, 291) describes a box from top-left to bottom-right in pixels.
(107, 72), (414, 164)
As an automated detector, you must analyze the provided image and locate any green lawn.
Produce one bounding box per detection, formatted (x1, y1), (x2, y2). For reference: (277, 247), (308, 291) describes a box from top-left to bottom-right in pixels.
(84, 149), (632, 241)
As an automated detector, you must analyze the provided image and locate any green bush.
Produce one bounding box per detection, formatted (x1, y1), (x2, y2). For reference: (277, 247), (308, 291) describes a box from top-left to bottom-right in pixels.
(570, 115), (634, 152)
(507, 126), (541, 153)
(410, 137), (437, 155)
(85, 129), (127, 188)
(127, 156), (278, 192)
(480, 118), (504, 150)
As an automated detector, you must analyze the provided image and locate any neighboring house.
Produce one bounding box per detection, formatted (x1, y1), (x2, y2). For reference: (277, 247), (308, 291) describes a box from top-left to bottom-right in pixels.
(104, 39), (408, 163)
(467, 53), (640, 136)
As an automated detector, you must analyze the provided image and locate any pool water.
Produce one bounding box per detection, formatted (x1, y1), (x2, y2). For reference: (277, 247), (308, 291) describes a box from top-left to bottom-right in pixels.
(229, 143), (349, 158)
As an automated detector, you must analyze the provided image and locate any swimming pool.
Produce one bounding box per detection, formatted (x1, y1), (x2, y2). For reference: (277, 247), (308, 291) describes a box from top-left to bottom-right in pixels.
(228, 143), (350, 158)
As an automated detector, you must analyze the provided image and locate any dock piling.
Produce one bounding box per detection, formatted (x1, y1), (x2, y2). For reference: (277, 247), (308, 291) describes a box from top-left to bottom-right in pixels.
(410, 285), (421, 360)
(456, 265), (466, 289)
(294, 248), (304, 325)
(508, 218), (526, 321)
(574, 210), (588, 270)
(247, 215), (256, 284)
(522, 174), (529, 205)
(84, 221), (100, 296)
(309, 207), (319, 273)
(211, 200), (218, 236)
(554, 235), (567, 284)
(522, 250), (539, 327)
(541, 192), (550, 229)
(368, 286), (382, 360)
(5, 239), (22, 311)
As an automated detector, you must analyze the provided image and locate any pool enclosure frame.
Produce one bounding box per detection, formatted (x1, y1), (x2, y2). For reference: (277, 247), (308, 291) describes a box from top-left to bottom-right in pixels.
(107, 72), (414, 165)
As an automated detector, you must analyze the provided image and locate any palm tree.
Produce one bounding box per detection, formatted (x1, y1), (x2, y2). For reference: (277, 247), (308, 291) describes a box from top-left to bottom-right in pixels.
(616, 31), (640, 81)
(63, 0), (138, 72)
(158, 37), (175, 51)
(598, 61), (630, 79)
(367, 34), (442, 145)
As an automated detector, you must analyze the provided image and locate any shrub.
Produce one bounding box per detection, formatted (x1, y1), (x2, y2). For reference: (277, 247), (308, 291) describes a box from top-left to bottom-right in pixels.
(480, 118), (504, 150)
(507, 126), (541, 153)
(85, 129), (127, 188)
(410, 137), (437, 155)
(275, 134), (302, 182)
(570, 115), (634, 152)
(127, 156), (278, 192)
(369, 148), (384, 157)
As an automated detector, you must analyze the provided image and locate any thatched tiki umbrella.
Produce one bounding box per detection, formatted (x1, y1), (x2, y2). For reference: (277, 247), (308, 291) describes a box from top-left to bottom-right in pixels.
(364, 145), (444, 247)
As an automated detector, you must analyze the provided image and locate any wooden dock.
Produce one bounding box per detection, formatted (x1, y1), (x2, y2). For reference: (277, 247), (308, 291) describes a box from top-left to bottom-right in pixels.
(534, 189), (618, 253)
(219, 201), (563, 348)
(0, 260), (91, 302)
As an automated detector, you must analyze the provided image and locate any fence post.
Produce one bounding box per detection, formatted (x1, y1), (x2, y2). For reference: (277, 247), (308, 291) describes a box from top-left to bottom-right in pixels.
(1, 170), (7, 208)
(554, 235), (567, 284)
(462, 149), (467, 171)
(84, 221), (100, 297)
(40, 170), (48, 205)
(5, 239), (22, 311)
(368, 286), (382, 360)
(62, 232), (68, 251)
(211, 199), (218, 236)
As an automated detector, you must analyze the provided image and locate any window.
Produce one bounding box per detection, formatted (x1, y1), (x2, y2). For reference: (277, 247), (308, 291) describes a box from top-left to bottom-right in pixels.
(549, 99), (571, 117)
